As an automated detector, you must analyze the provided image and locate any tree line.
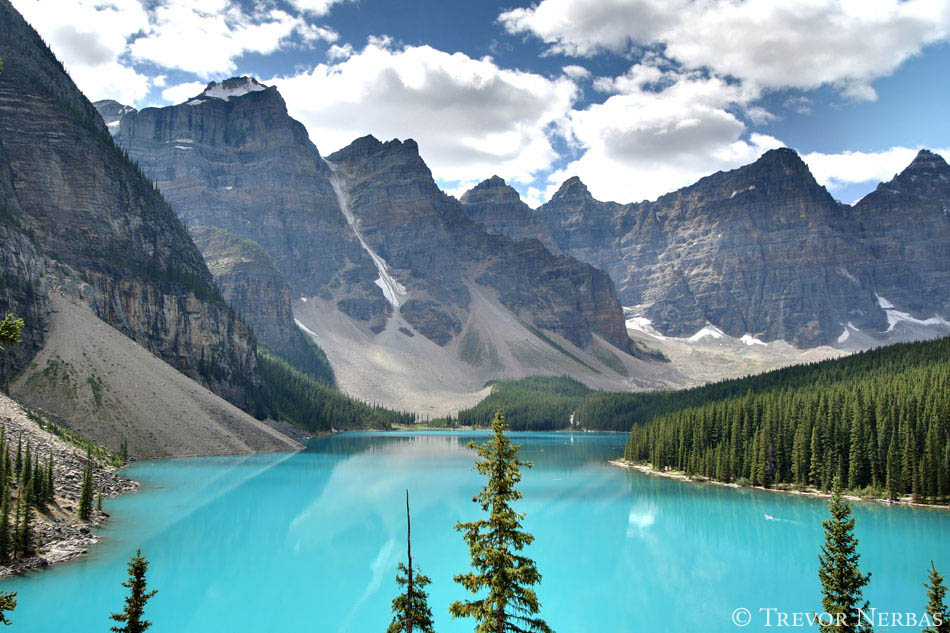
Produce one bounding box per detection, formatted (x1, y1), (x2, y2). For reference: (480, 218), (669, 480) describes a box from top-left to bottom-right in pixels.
(623, 337), (950, 502)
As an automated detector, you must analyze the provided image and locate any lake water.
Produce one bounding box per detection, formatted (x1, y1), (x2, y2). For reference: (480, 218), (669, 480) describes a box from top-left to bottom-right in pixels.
(3, 431), (948, 632)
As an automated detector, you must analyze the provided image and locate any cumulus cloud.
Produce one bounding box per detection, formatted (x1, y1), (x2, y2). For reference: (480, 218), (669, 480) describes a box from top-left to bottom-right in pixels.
(12, 0), (338, 103)
(129, 0), (332, 77)
(12, 0), (152, 103)
(802, 147), (950, 192)
(550, 63), (783, 203)
(161, 80), (207, 104)
(500, 0), (950, 99)
(272, 40), (578, 186)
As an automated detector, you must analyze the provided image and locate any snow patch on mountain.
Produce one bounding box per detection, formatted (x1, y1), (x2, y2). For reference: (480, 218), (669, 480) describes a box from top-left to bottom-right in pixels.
(325, 160), (407, 309)
(740, 334), (767, 346)
(688, 324), (726, 342)
(201, 78), (267, 102)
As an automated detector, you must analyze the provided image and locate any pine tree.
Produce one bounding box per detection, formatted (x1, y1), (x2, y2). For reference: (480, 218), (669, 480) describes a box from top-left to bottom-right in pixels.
(109, 549), (158, 633)
(450, 411), (553, 633)
(0, 492), (10, 564)
(0, 590), (15, 626)
(923, 562), (950, 633)
(46, 454), (54, 506)
(817, 478), (872, 633)
(387, 491), (435, 633)
(79, 453), (94, 521)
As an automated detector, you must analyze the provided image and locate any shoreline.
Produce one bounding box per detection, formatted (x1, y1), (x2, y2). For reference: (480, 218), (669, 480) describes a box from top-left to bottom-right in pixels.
(610, 459), (950, 511)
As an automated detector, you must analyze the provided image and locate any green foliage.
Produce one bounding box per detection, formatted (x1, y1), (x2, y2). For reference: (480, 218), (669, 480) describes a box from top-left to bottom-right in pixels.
(110, 548), (158, 633)
(24, 408), (123, 466)
(451, 411), (553, 633)
(442, 377), (591, 430)
(817, 479), (872, 633)
(923, 562), (950, 633)
(0, 591), (16, 626)
(256, 352), (414, 432)
(0, 313), (23, 351)
(79, 452), (94, 521)
(388, 491), (435, 633)
(623, 336), (950, 501)
(271, 328), (335, 387)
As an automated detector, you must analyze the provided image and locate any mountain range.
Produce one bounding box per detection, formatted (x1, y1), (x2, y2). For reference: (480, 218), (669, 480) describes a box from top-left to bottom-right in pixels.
(1, 0), (949, 456)
(463, 148), (950, 349)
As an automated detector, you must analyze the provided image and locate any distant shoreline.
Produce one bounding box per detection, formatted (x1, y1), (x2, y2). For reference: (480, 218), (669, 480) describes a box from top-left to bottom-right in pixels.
(609, 459), (950, 511)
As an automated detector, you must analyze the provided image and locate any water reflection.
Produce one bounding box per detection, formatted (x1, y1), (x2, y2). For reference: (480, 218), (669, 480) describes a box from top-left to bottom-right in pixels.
(0, 432), (946, 633)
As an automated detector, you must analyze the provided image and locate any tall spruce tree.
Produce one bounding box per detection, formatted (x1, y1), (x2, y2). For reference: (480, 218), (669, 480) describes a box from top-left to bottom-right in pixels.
(79, 452), (94, 521)
(387, 491), (435, 633)
(817, 478), (872, 633)
(923, 562), (950, 633)
(450, 411), (553, 633)
(0, 591), (15, 626)
(109, 548), (158, 633)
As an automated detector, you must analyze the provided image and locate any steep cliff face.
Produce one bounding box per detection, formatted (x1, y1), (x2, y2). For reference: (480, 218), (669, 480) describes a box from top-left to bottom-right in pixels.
(327, 135), (634, 353)
(92, 99), (136, 135)
(106, 84), (659, 413)
(0, 0), (262, 413)
(851, 150), (950, 319)
(188, 226), (296, 353)
(528, 148), (950, 348)
(110, 78), (383, 331)
(459, 176), (559, 253)
(110, 83), (635, 355)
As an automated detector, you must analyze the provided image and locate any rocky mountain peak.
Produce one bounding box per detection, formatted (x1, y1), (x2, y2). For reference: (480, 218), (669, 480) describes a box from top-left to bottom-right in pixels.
(198, 76), (269, 101)
(460, 176), (522, 205)
(895, 149), (949, 183)
(93, 99), (137, 135)
(552, 176), (592, 200)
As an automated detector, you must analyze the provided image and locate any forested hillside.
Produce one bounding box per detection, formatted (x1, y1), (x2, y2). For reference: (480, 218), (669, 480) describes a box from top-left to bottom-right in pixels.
(623, 337), (950, 502)
(439, 376), (591, 430)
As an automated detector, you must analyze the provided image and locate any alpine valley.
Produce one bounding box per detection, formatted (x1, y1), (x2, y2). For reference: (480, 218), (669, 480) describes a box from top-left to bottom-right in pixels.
(2, 0), (950, 630)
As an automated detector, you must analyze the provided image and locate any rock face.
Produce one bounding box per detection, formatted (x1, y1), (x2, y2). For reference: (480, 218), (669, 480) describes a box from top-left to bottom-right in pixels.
(108, 77), (383, 331)
(459, 176), (559, 252)
(107, 81), (637, 357)
(92, 99), (136, 135)
(188, 225), (296, 353)
(515, 148), (950, 348)
(326, 135), (634, 353)
(850, 150), (950, 319)
(0, 1), (264, 416)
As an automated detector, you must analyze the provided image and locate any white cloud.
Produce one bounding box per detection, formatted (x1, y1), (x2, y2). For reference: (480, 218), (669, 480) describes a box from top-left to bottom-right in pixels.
(562, 65), (591, 80)
(161, 80), (207, 104)
(802, 147), (950, 191)
(128, 0), (324, 77)
(500, 0), (950, 99)
(272, 40), (578, 185)
(12, 0), (338, 103)
(550, 63), (783, 202)
(287, 0), (348, 16)
(11, 0), (152, 104)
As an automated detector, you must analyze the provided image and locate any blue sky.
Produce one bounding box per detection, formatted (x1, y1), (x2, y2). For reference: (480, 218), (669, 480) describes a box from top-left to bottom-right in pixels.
(13, 0), (950, 206)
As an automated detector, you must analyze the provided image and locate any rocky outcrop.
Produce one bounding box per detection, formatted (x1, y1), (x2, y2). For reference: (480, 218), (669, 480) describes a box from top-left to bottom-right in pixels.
(107, 78), (383, 330)
(0, 1), (263, 412)
(0, 392), (139, 577)
(108, 81), (637, 357)
(527, 148), (950, 348)
(92, 99), (136, 135)
(460, 176), (559, 252)
(188, 225), (296, 353)
(327, 135), (635, 353)
(850, 150), (950, 319)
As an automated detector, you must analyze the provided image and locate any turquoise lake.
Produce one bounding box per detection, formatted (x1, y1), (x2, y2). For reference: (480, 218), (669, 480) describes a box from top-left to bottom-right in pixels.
(2, 431), (948, 632)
